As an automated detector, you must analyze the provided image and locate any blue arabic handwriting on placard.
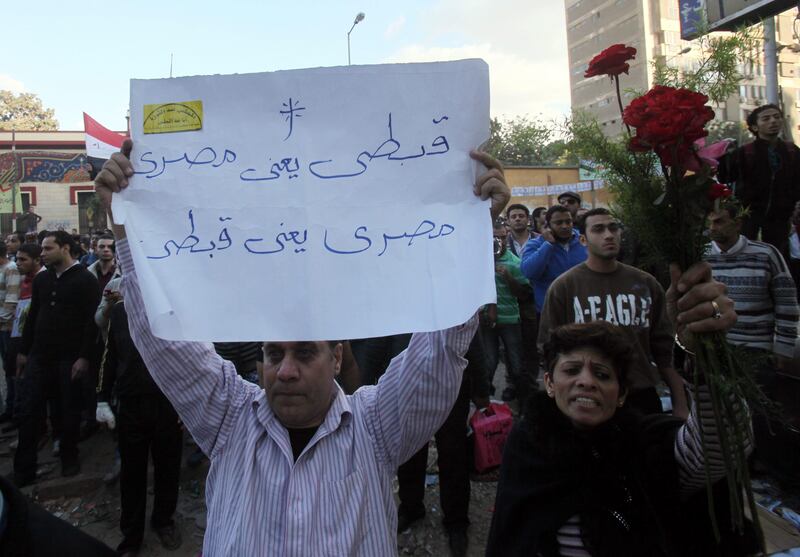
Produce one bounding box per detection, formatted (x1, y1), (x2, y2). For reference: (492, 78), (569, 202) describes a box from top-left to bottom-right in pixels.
(145, 210), (455, 260)
(132, 112), (450, 183)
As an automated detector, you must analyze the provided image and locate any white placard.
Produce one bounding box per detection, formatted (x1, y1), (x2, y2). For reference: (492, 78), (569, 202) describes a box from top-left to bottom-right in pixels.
(115, 60), (495, 341)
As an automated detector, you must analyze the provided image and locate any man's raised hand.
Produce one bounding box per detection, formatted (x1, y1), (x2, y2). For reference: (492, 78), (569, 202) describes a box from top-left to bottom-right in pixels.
(94, 139), (134, 222)
(471, 150), (510, 221)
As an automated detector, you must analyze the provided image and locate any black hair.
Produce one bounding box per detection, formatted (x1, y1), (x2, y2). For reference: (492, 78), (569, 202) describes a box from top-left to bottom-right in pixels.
(543, 321), (632, 391)
(18, 243), (42, 260)
(506, 203), (530, 218)
(545, 205), (570, 225)
(576, 207), (612, 234)
(97, 233), (116, 253)
(746, 104), (782, 135)
(531, 206), (547, 233)
(44, 230), (78, 254)
(715, 196), (745, 220)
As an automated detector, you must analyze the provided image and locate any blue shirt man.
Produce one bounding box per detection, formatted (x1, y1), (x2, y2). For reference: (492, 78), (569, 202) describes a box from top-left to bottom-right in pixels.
(520, 205), (587, 313)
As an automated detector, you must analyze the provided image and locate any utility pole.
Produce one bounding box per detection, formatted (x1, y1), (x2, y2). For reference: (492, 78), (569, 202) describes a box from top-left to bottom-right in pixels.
(11, 129), (17, 233)
(764, 17), (779, 104)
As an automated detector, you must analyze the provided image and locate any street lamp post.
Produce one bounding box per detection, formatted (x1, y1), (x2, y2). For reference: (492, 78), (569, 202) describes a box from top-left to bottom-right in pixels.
(347, 12), (365, 65)
(665, 46), (692, 63)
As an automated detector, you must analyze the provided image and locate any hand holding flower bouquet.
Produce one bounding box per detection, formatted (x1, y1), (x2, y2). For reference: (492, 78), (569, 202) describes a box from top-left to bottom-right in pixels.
(582, 45), (772, 548)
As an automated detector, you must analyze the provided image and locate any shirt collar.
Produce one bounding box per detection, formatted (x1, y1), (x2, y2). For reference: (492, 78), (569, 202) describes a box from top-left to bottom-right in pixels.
(55, 261), (80, 278)
(711, 234), (747, 255)
(255, 383), (354, 443)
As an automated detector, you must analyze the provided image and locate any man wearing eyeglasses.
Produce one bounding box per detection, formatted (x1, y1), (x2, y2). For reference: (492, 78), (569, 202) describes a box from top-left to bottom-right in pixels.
(557, 191), (582, 219)
(537, 208), (689, 418)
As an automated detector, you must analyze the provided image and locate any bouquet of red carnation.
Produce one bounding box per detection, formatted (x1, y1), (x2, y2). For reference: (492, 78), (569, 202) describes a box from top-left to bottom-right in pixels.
(621, 84), (766, 546)
(624, 86), (715, 167)
(621, 85), (732, 267)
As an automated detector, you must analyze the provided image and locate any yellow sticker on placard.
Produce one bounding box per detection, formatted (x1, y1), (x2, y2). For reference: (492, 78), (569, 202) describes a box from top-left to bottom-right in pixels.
(143, 101), (203, 134)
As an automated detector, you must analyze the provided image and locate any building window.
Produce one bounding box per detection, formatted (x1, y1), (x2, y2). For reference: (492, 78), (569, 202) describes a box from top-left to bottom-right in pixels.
(667, 3), (679, 18)
(77, 191), (105, 234)
(572, 63), (589, 76)
(20, 192), (31, 212)
(0, 192), (31, 235)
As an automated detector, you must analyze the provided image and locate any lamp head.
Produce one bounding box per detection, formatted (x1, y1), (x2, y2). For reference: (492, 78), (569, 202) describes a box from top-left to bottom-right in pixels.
(354, 12), (365, 24)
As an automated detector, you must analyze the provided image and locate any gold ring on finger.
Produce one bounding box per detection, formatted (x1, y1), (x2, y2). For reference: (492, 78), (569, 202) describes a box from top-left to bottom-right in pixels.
(711, 300), (722, 320)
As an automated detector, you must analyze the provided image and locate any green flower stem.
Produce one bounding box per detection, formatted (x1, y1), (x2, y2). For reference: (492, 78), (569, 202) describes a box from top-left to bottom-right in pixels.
(694, 332), (765, 551)
(614, 75), (632, 135)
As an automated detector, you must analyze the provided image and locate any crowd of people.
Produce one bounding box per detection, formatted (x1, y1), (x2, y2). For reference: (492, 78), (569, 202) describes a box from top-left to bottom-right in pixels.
(0, 105), (796, 557)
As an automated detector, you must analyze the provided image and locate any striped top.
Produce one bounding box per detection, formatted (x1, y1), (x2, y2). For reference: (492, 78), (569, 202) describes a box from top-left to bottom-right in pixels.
(116, 240), (477, 557)
(705, 235), (799, 357)
(555, 384), (752, 555)
(0, 261), (20, 332)
(212, 342), (263, 376)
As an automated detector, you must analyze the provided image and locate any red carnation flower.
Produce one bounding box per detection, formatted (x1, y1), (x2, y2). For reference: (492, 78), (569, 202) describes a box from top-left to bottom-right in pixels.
(708, 182), (732, 201)
(584, 44), (637, 78)
(622, 85), (715, 170)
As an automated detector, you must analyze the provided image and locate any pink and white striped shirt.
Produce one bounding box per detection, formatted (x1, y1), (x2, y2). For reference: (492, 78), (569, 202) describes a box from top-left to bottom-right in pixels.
(117, 240), (477, 556)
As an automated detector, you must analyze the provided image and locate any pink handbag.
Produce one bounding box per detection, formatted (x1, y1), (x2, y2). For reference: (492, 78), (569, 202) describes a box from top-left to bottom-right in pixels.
(470, 402), (513, 473)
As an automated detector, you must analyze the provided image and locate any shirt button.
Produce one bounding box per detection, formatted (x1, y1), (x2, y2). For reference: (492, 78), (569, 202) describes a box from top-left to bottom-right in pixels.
(51, 291), (56, 296)
(50, 301), (56, 306)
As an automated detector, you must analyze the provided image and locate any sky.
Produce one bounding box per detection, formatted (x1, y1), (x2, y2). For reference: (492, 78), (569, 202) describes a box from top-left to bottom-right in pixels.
(1, 0), (570, 131)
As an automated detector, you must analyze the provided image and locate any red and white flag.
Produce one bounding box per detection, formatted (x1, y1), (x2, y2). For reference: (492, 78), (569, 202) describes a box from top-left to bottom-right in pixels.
(83, 113), (126, 160)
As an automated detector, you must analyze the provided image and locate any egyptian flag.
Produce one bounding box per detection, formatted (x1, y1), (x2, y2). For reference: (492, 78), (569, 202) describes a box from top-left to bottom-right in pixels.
(84, 113), (127, 179)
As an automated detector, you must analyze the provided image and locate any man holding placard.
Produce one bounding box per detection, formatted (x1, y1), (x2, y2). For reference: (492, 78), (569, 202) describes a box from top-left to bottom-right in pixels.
(95, 134), (508, 555)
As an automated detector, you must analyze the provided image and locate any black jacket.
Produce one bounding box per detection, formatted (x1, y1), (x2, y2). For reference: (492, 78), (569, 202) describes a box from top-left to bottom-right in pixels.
(21, 264), (100, 361)
(486, 392), (758, 557)
(718, 138), (800, 220)
(98, 301), (161, 400)
(0, 475), (115, 556)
